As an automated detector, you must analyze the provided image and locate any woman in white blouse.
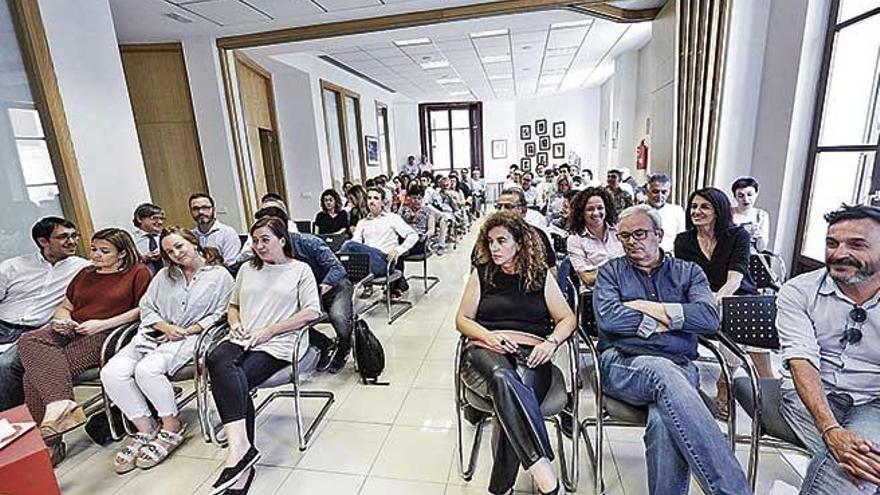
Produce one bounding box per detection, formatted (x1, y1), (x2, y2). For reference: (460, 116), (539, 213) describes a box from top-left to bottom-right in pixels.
(101, 226), (233, 473)
(731, 176), (770, 252)
(206, 216), (321, 495)
(566, 187), (624, 289)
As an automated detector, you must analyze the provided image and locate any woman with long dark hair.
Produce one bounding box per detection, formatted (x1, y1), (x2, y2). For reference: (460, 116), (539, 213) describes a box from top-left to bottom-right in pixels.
(455, 211), (576, 495)
(346, 184), (369, 235)
(206, 217), (321, 494)
(18, 228), (152, 464)
(566, 187), (624, 288)
(102, 227), (232, 473)
(674, 187), (767, 418)
(314, 189), (349, 235)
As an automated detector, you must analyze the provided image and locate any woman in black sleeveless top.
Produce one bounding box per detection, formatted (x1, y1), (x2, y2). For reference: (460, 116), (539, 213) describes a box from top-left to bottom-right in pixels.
(456, 211), (576, 495)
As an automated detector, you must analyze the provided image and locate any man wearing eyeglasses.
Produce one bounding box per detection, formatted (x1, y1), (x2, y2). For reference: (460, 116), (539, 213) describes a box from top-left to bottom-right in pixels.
(0, 217), (90, 410)
(131, 202), (165, 273)
(777, 204), (880, 494)
(593, 205), (752, 495)
(490, 188), (556, 272)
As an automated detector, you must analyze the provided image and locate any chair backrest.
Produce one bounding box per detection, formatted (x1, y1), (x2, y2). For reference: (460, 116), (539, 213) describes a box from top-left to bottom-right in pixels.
(749, 252), (783, 291)
(551, 233), (568, 257)
(721, 295), (780, 350)
(578, 290), (598, 340)
(238, 234), (248, 247)
(320, 232), (348, 253)
(337, 252), (372, 283)
(294, 220), (313, 234)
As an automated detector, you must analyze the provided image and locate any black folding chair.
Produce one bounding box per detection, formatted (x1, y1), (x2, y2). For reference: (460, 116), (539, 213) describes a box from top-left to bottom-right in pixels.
(337, 252), (412, 324)
(551, 233), (568, 261)
(748, 251), (786, 293)
(724, 295), (811, 482)
(319, 232), (348, 253)
(403, 237), (440, 294)
(294, 220), (313, 234)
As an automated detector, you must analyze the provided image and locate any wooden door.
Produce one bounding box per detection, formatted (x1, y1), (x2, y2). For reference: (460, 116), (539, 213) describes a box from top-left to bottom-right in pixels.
(120, 43), (207, 226)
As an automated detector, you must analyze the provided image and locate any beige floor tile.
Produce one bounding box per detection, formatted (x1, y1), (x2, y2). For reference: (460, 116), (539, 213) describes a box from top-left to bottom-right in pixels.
(396, 388), (456, 429)
(370, 425), (455, 483)
(427, 337), (461, 360)
(413, 360), (455, 390)
(297, 421), (390, 475)
(384, 335), (434, 361)
(376, 357), (423, 387)
(359, 476), (447, 495)
(275, 468), (364, 494)
(333, 385), (409, 424)
(193, 464), (293, 495)
(114, 456), (220, 494)
(56, 446), (137, 495)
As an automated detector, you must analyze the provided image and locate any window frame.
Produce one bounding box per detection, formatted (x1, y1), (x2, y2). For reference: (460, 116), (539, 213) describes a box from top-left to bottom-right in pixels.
(320, 80), (366, 184)
(793, 1), (880, 274)
(418, 102), (483, 175)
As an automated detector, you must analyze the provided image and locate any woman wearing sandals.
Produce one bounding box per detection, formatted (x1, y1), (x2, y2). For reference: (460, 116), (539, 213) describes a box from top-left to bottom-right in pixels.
(17, 228), (152, 465)
(101, 226), (233, 473)
(206, 216), (321, 494)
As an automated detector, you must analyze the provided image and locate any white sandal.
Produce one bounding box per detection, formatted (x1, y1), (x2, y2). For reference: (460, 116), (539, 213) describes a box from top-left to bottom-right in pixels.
(113, 431), (156, 474)
(135, 423), (188, 470)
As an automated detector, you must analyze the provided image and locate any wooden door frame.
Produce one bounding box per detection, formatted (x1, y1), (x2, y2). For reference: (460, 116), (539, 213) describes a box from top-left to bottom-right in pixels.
(321, 80), (365, 183)
(232, 51), (289, 207)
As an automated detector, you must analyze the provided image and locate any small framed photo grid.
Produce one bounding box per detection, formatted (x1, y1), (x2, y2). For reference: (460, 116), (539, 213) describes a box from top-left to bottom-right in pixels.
(520, 157), (531, 169)
(535, 119), (548, 136)
(552, 142), (565, 159)
(524, 142), (536, 157)
(520, 125), (531, 140)
(536, 152), (548, 166)
(552, 121), (565, 138)
(538, 136), (551, 151)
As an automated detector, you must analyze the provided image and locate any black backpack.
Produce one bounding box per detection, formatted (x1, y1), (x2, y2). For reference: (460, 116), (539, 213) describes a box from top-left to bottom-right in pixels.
(353, 317), (389, 386)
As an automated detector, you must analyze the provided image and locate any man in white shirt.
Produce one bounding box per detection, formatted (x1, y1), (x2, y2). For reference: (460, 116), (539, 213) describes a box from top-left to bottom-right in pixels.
(521, 172), (541, 209)
(131, 202), (165, 273)
(340, 187), (418, 296)
(645, 173), (686, 253)
(418, 154), (433, 175)
(0, 217), (90, 410)
(189, 193), (243, 266)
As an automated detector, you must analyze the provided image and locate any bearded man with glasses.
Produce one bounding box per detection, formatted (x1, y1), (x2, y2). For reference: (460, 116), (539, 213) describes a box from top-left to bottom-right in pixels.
(593, 204), (752, 495)
(777, 204), (880, 495)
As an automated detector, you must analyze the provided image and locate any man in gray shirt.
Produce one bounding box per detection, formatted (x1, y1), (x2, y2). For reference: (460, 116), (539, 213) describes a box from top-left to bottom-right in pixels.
(776, 204), (880, 494)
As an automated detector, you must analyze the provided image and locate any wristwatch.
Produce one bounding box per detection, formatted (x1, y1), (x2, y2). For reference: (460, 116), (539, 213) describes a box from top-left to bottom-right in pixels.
(545, 335), (561, 348)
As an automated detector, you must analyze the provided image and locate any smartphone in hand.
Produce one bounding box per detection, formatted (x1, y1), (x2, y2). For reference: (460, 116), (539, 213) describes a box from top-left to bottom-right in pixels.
(143, 329), (164, 342)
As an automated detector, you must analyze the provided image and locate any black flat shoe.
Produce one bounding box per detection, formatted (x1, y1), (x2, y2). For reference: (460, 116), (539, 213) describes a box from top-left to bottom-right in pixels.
(210, 446), (261, 495)
(223, 467), (255, 494)
(317, 342), (338, 372)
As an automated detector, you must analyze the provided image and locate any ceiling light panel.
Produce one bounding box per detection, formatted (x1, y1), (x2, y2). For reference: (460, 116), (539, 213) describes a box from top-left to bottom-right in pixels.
(393, 38), (431, 47)
(481, 54), (511, 63)
(470, 29), (508, 39)
(244, 0), (324, 17)
(184, 0), (269, 26)
(550, 19), (593, 29)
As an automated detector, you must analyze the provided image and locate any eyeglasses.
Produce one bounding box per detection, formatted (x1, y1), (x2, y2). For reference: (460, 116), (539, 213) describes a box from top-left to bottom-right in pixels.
(496, 203), (523, 211)
(840, 306), (867, 347)
(52, 233), (81, 241)
(616, 229), (652, 242)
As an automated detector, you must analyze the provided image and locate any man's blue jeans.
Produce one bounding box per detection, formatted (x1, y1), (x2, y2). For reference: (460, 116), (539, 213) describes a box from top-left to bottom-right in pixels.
(339, 240), (390, 277)
(781, 388), (880, 495)
(599, 347), (752, 495)
(0, 320), (30, 410)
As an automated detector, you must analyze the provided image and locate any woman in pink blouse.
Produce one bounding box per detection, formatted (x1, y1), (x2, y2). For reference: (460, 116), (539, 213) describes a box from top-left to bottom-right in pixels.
(565, 187), (624, 289)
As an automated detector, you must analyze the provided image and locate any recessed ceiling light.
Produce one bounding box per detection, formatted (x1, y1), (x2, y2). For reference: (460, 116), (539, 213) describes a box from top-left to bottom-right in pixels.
(437, 77), (463, 85)
(489, 74), (512, 80)
(521, 45), (533, 51)
(164, 12), (193, 24)
(449, 91), (470, 96)
(551, 20), (592, 29)
(421, 60), (450, 69)
(394, 38), (431, 47)
(470, 29), (508, 39)
(481, 55), (511, 64)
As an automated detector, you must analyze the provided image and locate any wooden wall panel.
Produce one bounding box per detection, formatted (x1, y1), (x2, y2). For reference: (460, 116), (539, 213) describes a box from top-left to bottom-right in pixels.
(120, 44), (207, 227)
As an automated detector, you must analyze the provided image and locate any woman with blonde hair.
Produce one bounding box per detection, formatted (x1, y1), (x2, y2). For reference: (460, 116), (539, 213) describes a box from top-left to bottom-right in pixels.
(455, 211), (576, 495)
(101, 226), (233, 473)
(18, 227), (152, 464)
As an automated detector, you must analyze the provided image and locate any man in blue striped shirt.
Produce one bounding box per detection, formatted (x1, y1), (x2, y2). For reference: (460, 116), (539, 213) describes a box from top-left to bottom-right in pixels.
(593, 205), (751, 495)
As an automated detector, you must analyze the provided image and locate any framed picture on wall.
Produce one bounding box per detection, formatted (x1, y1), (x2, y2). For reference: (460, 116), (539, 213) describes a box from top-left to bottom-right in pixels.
(491, 139), (508, 159)
(520, 157), (531, 169)
(536, 152), (548, 166)
(552, 142), (565, 159)
(552, 121), (565, 138)
(538, 136), (551, 151)
(525, 142), (536, 157)
(535, 119), (547, 135)
(365, 136), (380, 166)
(520, 125), (531, 140)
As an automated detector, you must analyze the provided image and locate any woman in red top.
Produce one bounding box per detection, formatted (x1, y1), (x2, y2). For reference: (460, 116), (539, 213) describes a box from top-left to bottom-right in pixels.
(18, 227), (151, 464)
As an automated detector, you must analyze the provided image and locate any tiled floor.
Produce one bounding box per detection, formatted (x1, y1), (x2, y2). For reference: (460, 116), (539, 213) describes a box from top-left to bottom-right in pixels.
(55, 225), (809, 494)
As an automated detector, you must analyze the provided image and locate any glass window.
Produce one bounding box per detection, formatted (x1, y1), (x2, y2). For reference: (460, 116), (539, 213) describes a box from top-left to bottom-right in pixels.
(837, 0), (880, 23)
(424, 106), (477, 173)
(1, 1), (65, 259)
(344, 95), (362, 182)
(431, 127), (451, 170)
(322, 89), (345, 190)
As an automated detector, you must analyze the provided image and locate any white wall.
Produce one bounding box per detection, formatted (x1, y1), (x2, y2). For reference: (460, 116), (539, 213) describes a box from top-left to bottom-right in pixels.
(392, 102), (420, 172)
(482, 99), (517, 183)
(181, 37), (246, 230)
(38, 0), (150, 230)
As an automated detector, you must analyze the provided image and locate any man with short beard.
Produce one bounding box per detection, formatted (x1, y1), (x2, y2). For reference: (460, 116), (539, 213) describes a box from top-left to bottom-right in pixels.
(189, 193), (242, 266)
(777, 204), (880, 495)
(645, 173), (685, 252)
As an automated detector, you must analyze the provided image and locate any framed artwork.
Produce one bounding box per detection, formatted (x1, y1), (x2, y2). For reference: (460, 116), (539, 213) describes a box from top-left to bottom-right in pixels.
(538, 136), (551, 151)
(552, 121), (565, 138)
(520, 124), (531, 140)
(536, 152), (548, 166)
(365, 136), (380, 166)
(491, 139), (508, 159)
(535, 119), (547, 135)
(552, 142), (565, 159)
(611, 121), (620, 149)
(520, 157), (531, 169)
(524, 142), (536, 157)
